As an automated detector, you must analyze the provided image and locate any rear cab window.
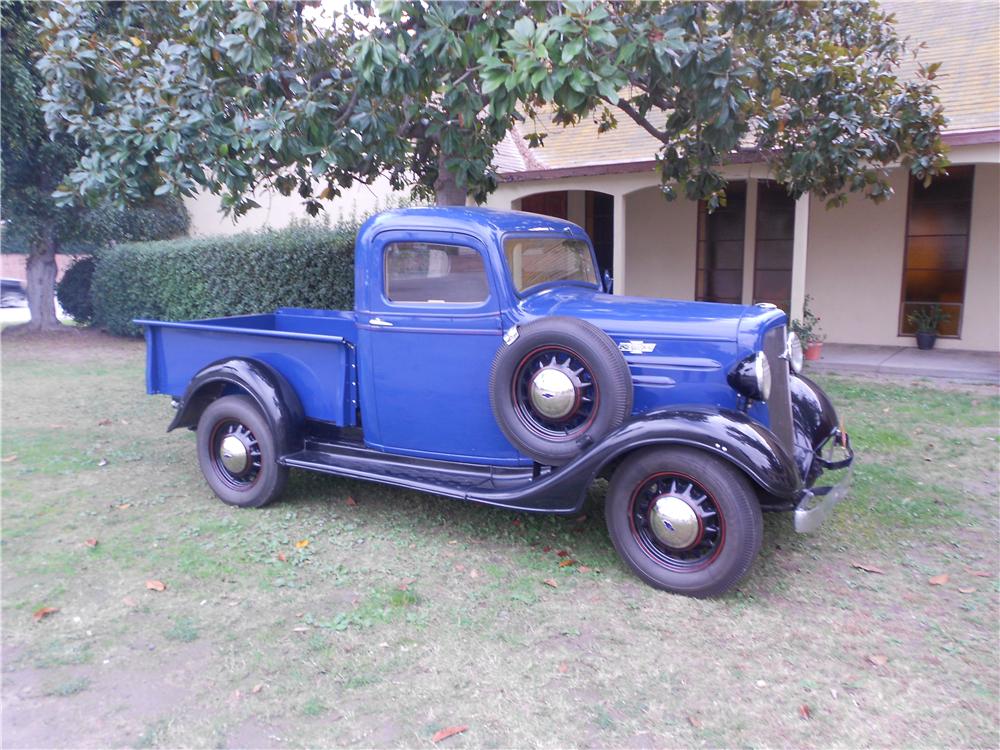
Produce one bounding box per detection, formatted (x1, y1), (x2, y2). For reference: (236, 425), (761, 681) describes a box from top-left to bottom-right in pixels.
(384, 242), (489, 304)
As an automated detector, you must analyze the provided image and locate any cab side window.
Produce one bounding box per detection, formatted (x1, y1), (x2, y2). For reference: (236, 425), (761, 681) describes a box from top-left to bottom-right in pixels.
(384, 242), (489, 304)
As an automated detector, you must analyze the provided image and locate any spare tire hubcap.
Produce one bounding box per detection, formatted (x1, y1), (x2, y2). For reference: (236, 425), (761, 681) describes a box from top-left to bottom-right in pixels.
(529, 368), (577, 419)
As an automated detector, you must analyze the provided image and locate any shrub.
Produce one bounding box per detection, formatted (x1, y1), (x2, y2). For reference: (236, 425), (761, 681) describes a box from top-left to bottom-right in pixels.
(56, 255), (97, 324)
(92, 219), (358, 336)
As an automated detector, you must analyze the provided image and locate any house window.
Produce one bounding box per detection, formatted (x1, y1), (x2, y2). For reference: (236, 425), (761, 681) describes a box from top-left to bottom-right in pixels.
(696, 181), (746, 304)
(384, 242), (488, 304)
(900, 166), (974, 337)
(753, 181), (795, 312)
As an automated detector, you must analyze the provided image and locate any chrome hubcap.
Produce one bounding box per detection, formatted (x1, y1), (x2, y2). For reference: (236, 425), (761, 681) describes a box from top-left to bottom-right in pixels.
(219, 435), (249, 474)
(649, 494), (701, 549)
(529, 367), (578, 420)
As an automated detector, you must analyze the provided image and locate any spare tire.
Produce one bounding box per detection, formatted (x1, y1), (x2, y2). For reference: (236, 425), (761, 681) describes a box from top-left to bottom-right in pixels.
(489, 316), (633, 465)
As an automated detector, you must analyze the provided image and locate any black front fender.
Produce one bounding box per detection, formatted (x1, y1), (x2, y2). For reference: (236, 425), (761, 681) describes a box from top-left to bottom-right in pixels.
(590, 407), (804, 499)
(467, 406), (803, 514)
(168, 358), (304, 454)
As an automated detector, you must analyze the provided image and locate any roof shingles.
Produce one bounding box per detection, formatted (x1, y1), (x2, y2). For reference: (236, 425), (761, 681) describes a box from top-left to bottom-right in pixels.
(496, 1), (999, 175)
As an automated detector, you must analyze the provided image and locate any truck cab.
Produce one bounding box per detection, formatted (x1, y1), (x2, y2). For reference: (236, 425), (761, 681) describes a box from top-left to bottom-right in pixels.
(139, 207), (853, 597)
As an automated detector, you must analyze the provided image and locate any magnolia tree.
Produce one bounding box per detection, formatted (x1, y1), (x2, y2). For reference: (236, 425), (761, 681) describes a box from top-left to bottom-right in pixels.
(1, 1), (189, 330)
(39, 0), (945, 217)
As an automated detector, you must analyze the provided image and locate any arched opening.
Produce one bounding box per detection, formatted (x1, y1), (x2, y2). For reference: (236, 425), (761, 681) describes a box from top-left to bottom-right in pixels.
(515, 190), (615, 282)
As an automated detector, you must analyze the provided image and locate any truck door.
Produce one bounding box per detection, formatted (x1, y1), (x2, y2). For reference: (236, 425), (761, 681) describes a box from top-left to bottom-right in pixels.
(357, 230), (524, 464)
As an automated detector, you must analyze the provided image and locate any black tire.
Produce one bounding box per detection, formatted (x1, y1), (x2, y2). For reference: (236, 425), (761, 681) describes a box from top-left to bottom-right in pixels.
(489, 316), (632, 465)
(605, 446), (762, 597)
(196, 395), (288, 508)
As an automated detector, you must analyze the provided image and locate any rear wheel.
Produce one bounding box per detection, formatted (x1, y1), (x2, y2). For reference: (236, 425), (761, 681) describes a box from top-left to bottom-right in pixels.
(196, 395), (287, 508)
(605, 446), (762, 597)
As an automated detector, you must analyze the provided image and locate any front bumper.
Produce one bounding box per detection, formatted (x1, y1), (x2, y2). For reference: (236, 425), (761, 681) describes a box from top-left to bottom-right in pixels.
(793, 430), (854, 533)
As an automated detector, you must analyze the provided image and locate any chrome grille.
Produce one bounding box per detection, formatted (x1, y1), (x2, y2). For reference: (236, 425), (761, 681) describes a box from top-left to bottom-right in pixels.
(764, 325), (794, 453)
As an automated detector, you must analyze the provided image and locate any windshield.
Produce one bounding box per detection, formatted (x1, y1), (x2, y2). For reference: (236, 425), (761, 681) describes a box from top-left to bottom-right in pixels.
(503, 236), (599, 293)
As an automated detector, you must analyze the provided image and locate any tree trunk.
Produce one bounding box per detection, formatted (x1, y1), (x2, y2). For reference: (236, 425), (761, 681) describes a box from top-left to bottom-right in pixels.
(23, 227), (62, 331)
(434, 151), (467, 206)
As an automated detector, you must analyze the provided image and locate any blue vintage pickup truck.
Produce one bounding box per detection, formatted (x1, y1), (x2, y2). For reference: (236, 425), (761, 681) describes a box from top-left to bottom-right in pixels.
(139, 207), (853, 597)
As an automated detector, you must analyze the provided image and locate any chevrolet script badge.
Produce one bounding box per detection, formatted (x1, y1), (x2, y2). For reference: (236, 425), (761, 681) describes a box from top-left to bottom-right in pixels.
(619, 340), (656, 354)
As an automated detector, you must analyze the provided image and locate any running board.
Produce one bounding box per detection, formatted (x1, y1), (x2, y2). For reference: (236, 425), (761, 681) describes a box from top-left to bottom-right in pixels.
(278, 441), (586, 514)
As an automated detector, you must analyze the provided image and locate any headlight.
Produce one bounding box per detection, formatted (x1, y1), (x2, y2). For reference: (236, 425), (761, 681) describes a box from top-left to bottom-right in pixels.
(728, 351), (771, 402)
(785, 332), (803, 373)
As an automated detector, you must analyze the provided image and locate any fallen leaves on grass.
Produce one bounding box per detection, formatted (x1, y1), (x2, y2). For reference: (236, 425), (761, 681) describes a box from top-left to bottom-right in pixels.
(97, 418), (112, 426)
(687, 716), (703, 729)
(799, 704), (812, 719)
(867, 654), (889, 667)
(469, 569), (480, 579)
(559, 559), (575, 568)
(294, 539), (309, 549)
(33, 607), (59, 622)
(928, 574), (949, 586)
(556, 550), (569, 557)
(116, 503), (131, 510)
(1, 455), (17, 463)
(145, 580), (167, 592)
(958, 587), (976, 594)
(577, 565), (592, 574)
(345, 496), (357, 507)
(542, 579), (558, 588)
(431, 726), (468, 744)
(84, 538), (98, 548)
(967, 569), (992, 577)
(558, 662), (568, 673)
(122, 597), (137, 607)
(277, 552), (287, 562)
(97, 458), (108, 467)
(852, 562), (885, 574)
(512, 518), (521, 526)
(252, 683), (264, 694)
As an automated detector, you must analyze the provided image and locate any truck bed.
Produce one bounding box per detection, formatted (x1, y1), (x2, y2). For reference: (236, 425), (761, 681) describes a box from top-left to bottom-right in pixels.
(138, 307), (358, 425)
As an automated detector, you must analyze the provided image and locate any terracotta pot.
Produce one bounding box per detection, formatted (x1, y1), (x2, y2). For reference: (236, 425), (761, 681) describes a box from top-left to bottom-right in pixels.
(803, 341), (823, 361)
(915, 331), (937, 350)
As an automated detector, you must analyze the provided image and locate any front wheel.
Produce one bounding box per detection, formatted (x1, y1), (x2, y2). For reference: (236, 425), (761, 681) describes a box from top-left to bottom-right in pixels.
(605, 447), (762, 597)
(196, 395), (288, 508)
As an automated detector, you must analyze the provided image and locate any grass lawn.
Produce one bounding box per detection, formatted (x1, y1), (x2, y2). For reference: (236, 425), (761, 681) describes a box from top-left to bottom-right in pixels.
(2, 330), (998, 749)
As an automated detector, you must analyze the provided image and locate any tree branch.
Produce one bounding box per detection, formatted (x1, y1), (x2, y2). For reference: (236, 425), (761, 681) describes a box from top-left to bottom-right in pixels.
(606, 96), (669, 144)
(330, 87), (358, 130)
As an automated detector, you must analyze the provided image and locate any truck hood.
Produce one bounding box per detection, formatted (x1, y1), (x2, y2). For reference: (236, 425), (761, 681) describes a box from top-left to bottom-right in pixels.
(516, 288), (786, 352)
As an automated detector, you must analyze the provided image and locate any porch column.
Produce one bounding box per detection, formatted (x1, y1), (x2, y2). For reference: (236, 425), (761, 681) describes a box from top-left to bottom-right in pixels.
(741, 178), (759, 305)
(567, 190), (586, 227)
(612, 192), (626, 295)
(790, 192), (810, 322)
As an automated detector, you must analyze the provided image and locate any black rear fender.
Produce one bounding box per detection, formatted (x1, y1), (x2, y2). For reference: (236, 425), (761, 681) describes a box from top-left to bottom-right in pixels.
(168, 358), (304, 454)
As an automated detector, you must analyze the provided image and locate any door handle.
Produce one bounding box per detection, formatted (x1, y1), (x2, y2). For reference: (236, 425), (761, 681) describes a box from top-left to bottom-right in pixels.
(369, 317), (393, 327)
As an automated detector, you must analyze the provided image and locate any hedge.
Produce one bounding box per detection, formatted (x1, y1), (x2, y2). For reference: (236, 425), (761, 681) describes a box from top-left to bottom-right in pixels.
(92, 219), (358, 336)
(57, 255), (96, 324)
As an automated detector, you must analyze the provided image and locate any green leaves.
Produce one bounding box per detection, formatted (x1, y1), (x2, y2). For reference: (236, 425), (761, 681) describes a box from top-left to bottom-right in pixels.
(35, 0), (945, 214)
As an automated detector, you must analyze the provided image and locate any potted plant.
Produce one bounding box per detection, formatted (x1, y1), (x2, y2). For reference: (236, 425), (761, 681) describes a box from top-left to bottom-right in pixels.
(907, 304), (950, 350)
(791, 295), (826, 360)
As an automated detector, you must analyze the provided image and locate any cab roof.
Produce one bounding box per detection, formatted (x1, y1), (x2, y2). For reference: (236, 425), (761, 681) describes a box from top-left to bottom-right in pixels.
(357, 206), (588, 249)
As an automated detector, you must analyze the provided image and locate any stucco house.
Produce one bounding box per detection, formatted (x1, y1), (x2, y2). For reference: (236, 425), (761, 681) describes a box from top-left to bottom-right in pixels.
(186, 2), (999, 353)
(483, 1), (1000, 353)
